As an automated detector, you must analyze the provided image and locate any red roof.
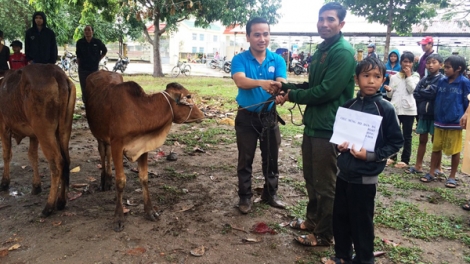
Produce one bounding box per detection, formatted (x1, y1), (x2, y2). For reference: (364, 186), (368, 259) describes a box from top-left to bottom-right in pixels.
(223, 24), (245, 34)
(146, 23), (166, 33)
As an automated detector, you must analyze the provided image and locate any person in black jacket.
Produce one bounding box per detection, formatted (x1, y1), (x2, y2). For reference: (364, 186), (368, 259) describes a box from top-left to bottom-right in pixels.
(76, 25), (107, 104)
(325, 57), (403, 264)
(25, 11), (57, 64)
(405, 54), (444, 175)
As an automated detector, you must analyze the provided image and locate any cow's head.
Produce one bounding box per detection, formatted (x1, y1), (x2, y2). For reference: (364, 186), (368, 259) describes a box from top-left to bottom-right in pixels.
(165, 82), (204, 123)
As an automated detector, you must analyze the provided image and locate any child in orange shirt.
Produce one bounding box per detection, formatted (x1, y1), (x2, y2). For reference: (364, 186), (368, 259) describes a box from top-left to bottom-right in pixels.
(8, 40), (27, 70)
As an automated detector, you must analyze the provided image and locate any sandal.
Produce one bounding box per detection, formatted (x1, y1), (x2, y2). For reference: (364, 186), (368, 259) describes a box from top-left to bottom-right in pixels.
(394, 162), (408, 168)
(289, 219), (308, 230)
(445, 178), (457, 188)
(324, 257), (352, 264)
(420, 173), (435, 183)
(405, 167), (423, 174)
(294, 234), (332, 247)
(462, 203), (470, 211)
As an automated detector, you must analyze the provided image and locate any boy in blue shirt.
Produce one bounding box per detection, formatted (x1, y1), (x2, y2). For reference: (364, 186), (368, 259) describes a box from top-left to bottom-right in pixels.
(420, 55), (470, 188)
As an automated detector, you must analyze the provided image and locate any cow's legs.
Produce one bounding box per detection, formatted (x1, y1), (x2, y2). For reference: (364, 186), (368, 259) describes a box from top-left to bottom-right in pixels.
(28, 137), (42, 195)
(99, 140), (113, 191)
(137, 153), (159, 221)
(0, 129), (12, 191)
(37, 136), (63, 217)
(111, 144), (126, 232)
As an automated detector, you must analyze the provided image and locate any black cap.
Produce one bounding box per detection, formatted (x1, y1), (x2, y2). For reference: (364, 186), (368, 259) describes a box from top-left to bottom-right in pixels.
(10, 40), (22, 49)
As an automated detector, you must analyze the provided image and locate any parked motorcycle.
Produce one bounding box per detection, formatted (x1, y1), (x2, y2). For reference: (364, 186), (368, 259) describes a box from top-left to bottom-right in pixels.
(56, 51), (78, 82)
(113, 53), (130, 73)
(209, 56), (231, 73)
(293, 60), (308, 75)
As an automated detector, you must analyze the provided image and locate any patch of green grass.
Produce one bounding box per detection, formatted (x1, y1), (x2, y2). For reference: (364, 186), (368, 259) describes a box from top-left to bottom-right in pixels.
(375, 201), (470, 245)
(374, 237), (423, 264)
(377, 184), (393, 197)
(250, 202), (269, 217)
(379, 172), (465, 205)
(287, 199), (308, 220)
(282, 177), (307, 195)
(161, 184), (179, 193)
(166, 125), (235, 151)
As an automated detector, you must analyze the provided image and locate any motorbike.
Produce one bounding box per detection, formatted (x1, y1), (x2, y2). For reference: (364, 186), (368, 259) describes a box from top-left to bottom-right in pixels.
(56, 51), (78, 81)
(293, 60), (308, 75)
(57, 51), (74, 71)
(209, 56), (231, 73)
(113, 53), (130, 73)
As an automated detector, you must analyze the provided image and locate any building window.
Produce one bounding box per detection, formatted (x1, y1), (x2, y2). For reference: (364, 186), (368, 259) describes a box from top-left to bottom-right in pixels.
(199, 47), (204, 53)
(192, 33), (197, 40)
(192, 47), (197, 53)
(199, 34), (204, 41)
(213, 35), (218, 42)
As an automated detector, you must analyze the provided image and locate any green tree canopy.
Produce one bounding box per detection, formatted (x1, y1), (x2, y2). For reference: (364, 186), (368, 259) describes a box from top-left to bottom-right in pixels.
(121, 0), (283, 77)
(0, 0), (34, 41)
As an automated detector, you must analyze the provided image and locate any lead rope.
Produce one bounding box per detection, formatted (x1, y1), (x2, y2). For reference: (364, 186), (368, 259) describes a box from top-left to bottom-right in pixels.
(160, 91), (194, 124)
(160, 91), (174, 120)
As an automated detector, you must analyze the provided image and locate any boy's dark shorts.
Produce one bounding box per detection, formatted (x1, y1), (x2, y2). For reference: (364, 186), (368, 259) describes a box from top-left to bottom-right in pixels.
(416, 119), (434, 135)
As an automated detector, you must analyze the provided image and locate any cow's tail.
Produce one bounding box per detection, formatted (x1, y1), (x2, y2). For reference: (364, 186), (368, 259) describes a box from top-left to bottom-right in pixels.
(58, 75), (76, 189)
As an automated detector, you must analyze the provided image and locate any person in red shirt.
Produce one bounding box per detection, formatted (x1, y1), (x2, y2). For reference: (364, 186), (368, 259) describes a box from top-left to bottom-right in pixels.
(9, 40), (27, 70)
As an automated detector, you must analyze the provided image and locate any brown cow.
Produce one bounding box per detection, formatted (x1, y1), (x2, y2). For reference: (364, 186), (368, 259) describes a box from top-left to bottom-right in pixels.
(0, 64), (76, 216)
(85, 71), (204, 231)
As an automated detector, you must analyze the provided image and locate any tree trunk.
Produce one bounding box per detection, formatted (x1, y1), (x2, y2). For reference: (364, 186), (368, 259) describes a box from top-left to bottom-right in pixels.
(384, 0), (394, 62)
(152, 13), (164, 77)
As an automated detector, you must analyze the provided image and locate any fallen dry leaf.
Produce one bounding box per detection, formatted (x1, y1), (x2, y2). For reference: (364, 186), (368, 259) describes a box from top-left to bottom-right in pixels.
(382, 238), (399, 247)
(218, 118), (235, 126)
(126, 247), (146, 256)
(52, 221), (62, 227)
(125, 199), (137, 206)
(67, 192), (82, 201)
(71, 183), (88, 188)
(21, 165), (27, 169)
(86, 176), (97, 182)
(177, 205), (194, 212)
(96, 164), (102, 169)
(123, 206), (130, 214)
(193, 147), (205, 153)
(0, 248), (8, 257)
(242, 237), (262, 243)
(70, 166), (80, 173)
(8, 244), (20, 251)
(190, 245), (205, 257)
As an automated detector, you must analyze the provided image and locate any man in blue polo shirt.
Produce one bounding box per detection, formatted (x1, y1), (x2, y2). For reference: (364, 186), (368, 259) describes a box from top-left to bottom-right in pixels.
(231, 17), (287, 214)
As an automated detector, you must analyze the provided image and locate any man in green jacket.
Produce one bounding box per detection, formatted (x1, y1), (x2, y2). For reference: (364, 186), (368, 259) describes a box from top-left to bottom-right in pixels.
(277, 2), (356, 246)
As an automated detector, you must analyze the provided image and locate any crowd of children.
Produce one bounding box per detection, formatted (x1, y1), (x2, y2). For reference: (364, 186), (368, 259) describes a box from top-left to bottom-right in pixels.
(326, 53), (470, 263)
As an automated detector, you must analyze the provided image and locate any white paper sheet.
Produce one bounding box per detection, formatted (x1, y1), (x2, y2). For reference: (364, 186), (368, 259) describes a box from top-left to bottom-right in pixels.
(330, 107), (383, 152)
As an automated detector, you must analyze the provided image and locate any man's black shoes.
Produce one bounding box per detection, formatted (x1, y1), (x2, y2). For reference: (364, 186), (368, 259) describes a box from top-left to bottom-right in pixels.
(261, 195), (286, 209)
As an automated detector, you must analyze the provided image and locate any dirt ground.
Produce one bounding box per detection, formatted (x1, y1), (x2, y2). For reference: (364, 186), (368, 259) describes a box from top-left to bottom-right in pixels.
(1, 105), (470, 264)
